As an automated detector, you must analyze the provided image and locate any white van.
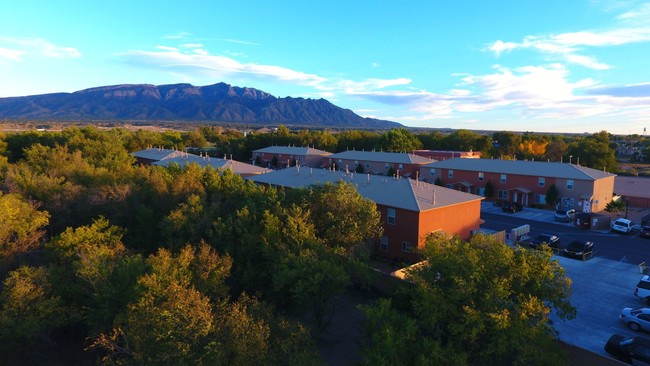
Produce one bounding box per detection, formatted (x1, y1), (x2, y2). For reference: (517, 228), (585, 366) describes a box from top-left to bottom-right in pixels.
(612, 218), (633, 234)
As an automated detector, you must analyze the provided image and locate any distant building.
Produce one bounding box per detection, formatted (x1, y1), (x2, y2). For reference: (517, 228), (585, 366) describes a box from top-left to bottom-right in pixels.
(422, 158), (616, 213)
(247, 167), (483, 262)
(412, 150), (481, 161)
(251, 146), (332, 169)
(131, 148), (271, 177)
(614, 176), (650, 208)
(325, 150), (434, 178)
(153, 153), (271, 177)
(132, 148), (185, 165)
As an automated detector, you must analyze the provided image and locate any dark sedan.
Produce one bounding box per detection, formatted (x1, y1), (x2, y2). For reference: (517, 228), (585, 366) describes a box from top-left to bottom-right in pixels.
(520, 234), (560, 250)
(563, 240), (594, 261)
(605, 334), (650, 364)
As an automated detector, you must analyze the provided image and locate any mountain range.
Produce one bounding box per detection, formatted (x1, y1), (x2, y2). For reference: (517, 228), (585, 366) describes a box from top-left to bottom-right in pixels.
(0, 83), (401, 128)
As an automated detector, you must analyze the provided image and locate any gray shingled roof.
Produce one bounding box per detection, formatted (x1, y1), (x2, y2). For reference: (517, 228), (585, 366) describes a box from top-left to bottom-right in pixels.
(132, 148), (184, 161)
(328, 150), (434, 164)
(252, 146), (332, 156)
(423, 158), (616, 180)
(246, 167), (483, 212)
(153, 154), (272, 175)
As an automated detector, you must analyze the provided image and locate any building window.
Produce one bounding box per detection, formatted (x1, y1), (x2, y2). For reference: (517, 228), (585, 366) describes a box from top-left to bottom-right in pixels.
(398, 163), (403, 169)
(385, 163), (390, 170)
(402, 241), (412, 252)
(567, 180), (574, 190)
(475, 187), (485, 196)
(380, 236), (388, 252)
(366, 162), (370, 168)
(500, 174), (507, 183)
(498, 190), (508, 199)
(448, 170), (454, 178)
(534, 194), (546, 204)
(430, 168), (435, 176)
(387, 208), (396, 225)
(478, 172), (484, 181)
(447, 184), (454, 189)
(538, 177), (545, 187)
(354, 160), (358, 166)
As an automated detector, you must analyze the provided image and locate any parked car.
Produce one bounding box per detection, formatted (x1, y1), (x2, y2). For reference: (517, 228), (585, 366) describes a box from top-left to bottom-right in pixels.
(520, 234), (560, 250)
(502, 201), (523, 213)
(635, 276), (650, 305)
(555, 208), (576, 222)
(563, 240), (594, 260)
(612, 218), (634, 234)
(619, 308), (650, 331)
(640, 227), (650, 239)
(604, 334), (650, 364)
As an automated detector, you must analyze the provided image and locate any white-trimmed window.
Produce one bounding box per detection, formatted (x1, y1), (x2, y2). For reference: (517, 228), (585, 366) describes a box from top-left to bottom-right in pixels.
(430, 168), (435, 176)
(448, 170), (454, 178)
(387, 208), (396, 225)
(402, 241), (412, 252)
(498, 190), (508, 199)
(398, 163), (403, 169)
(538, 177), (545, 187)
(476, 187), (485, 196)
(478, 172), (484, 181)
(380, 236), (389, 252)
(567, 180), (574, 190)
(500, 174), (507, 183)
(534, 194), (546, 204)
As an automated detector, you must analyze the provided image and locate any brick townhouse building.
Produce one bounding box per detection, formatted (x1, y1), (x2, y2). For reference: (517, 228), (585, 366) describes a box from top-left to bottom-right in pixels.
(325, 150), (434, 178)
(247, 167), (483, 262)
(421, 158), (616, 213)
(251, 146), (332, 168)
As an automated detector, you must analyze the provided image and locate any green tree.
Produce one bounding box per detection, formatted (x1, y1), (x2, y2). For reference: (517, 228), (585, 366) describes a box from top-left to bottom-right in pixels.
(360, 233), (575, 365)
(302, 182), (382, 250)
(484, 180), (494, 199)
(0, 192), (50, 274)
(568, 131), (618, 171)
(380, 128), (423, 152)
(546, 184), (560, 208)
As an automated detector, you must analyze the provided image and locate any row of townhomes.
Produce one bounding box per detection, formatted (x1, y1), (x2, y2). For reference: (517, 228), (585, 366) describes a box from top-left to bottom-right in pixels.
(420, 158), (616, 214)
(134, 146), (617, 263)
(247, 167), (484, 263)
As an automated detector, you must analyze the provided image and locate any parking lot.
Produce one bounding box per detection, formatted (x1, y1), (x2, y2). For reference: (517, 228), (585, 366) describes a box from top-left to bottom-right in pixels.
(481, 202), (650, 362)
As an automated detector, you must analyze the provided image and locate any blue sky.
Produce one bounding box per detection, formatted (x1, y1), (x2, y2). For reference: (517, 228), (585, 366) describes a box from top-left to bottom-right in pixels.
(1, 1), (650, 135)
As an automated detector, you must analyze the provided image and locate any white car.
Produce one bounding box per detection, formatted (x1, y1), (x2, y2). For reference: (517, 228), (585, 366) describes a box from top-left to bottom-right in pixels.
(612, 218), (633, 234)
(619, 308), (650, 331)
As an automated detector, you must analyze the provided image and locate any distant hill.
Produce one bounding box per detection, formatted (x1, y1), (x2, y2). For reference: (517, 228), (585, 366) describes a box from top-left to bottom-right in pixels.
(0, 83), (401, 128)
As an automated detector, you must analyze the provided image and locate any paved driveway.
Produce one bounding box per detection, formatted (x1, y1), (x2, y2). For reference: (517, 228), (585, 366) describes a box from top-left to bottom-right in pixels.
(481, 202), (650, 362)
(551, 255), (645, 359)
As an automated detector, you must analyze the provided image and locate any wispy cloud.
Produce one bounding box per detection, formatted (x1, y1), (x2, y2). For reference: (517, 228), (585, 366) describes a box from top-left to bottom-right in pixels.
(0, 37), (81, 60)
(120, 48), (326, 86)
(163, 32), (192, 40)
(0, 46), (25, 61)
(215, 38), (260, 46)
(485, 3), (650, 70)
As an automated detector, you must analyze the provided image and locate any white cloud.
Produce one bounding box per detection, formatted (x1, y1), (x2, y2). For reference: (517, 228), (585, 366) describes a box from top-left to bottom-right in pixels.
(486, 4), (650, 70)
(120, 48), (326, 87)
(156, 45), (178, 51)
(181, 43), (203, 48)
(163, 32), (192, 39)
(0, 37), (81, 59)
(0, 46), (25, 61)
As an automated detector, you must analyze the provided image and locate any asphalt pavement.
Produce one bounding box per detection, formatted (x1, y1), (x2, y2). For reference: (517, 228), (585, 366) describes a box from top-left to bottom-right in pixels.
(481, 202), (650, 364)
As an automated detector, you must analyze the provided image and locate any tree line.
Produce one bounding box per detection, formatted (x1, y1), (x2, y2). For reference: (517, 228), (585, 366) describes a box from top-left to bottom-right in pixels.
(0, 126), (579, 365)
